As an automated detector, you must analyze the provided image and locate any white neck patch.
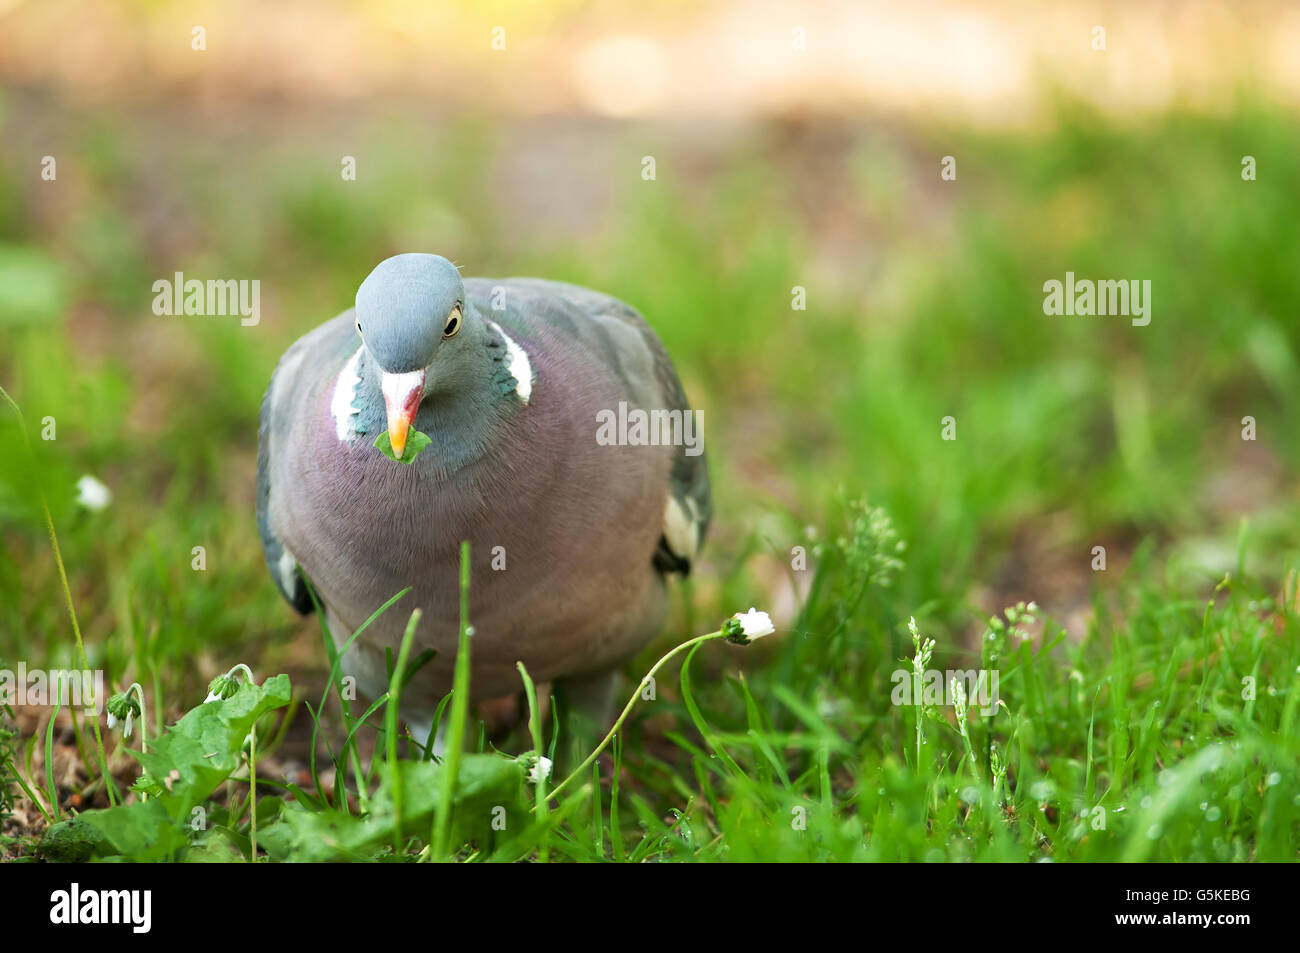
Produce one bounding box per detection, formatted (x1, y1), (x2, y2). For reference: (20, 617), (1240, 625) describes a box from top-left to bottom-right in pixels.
(488, 321), (534, 404)
(330, 346), (364, 441)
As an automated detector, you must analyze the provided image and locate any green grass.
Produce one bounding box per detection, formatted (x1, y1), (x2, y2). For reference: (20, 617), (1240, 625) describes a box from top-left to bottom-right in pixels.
(1, 97), (1299, 860)
(13, 495), (1300, 862)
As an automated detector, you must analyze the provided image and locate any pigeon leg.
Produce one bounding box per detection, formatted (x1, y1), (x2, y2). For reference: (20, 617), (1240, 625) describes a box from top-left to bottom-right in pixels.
(555, 667), (623, 772)
(406, 717), (447, 760)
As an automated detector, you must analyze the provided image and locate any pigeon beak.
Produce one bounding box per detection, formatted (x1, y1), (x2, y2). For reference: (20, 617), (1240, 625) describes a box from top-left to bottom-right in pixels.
(380, 369), (426, 458)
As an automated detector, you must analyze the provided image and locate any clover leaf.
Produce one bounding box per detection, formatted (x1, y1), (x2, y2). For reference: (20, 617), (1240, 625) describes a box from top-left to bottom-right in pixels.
(374, 429), (432, 464)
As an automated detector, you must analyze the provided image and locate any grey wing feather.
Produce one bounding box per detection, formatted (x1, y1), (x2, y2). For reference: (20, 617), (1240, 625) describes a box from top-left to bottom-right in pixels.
(644, 328), (712, 574)
(257, 348), (315, 615)
(494, 280), (711, 574)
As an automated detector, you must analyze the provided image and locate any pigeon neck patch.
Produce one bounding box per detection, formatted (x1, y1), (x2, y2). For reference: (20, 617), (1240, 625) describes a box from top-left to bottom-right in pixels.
(330, 345), (364, 441)
(488, 320), (534, 404)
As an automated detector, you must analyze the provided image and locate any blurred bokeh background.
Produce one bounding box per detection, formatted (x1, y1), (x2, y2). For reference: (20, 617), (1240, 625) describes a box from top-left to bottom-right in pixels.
(2, 0), (1299, 700)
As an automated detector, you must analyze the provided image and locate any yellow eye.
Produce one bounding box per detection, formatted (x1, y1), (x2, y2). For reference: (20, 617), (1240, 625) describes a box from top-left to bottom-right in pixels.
(443, 305), (462, 339)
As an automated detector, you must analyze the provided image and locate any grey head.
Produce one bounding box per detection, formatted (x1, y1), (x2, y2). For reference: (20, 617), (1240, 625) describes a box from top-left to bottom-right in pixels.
(356, 253), (466, 374)
(354, 253), (483, 458)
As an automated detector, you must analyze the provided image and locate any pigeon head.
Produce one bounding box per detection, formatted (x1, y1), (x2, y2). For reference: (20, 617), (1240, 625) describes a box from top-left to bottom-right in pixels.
(355, 253), (472, 458)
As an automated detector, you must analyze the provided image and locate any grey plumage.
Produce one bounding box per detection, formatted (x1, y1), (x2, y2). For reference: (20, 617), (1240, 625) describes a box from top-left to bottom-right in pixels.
(257, 254), (710, 732)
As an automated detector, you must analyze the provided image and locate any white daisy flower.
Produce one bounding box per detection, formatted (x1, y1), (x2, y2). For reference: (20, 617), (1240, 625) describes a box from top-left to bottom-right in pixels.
(733, 605), (769, 642)
(75, 475), (112, 511)
(527, 756), (553, 785)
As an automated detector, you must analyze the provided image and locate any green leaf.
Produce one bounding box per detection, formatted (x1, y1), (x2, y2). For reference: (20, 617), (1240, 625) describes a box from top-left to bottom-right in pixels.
(186, 827), (249, 863)
(75, 798), (193, 861)
(55, 676), (294, 861)
(258, 754), (525, 862)
(374, 428), (432, 464)
(130, 674), (292, 809)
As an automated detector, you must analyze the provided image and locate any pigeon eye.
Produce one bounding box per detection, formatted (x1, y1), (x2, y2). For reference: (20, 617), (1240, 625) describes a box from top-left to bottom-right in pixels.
(355, 320), (363, 337)
(443, 306), (462, 339)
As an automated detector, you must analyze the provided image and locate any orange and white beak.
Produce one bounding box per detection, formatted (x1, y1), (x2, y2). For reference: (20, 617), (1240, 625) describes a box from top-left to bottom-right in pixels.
(380, 369), (426, 458)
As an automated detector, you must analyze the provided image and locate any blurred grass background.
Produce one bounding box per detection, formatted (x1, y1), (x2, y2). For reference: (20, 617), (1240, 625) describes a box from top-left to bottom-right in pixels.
(1, 0), (1299, 741)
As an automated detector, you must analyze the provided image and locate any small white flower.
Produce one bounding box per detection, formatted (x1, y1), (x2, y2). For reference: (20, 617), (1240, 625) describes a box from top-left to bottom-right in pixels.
(527, 756), (553, 785)
(732, 607), (775, 641)
(75, 474), (112, 511)
(206, 665), (253, 704)
(106, 685), (144, 740)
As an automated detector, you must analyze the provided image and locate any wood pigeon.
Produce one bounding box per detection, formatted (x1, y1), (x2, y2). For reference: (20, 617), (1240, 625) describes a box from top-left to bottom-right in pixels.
(257, 253), (710, 743)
